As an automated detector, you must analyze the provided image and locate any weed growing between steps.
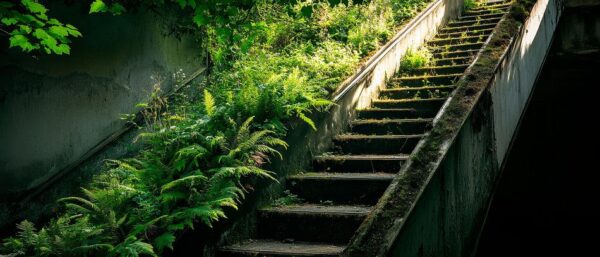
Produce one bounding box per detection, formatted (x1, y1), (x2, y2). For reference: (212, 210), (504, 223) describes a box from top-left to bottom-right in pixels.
(344, 1), (539, 256)
(1, 1), (435, 257)
(400, 48), (434, 72)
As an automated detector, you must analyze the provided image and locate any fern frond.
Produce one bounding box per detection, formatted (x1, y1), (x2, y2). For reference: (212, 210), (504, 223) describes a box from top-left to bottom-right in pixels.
(63, 203), (93, 215)
(263, 137), (288, 149)
(235, 116), (255, 144)
(58, 197), (101, 214)
(73, 243), (114, 253)
(204, 89), (216, 117)
(172, 145), (209, 172)
(160, 174), (208, 193)
(154, 232), (176, 252)
(298, 112), (316, 130)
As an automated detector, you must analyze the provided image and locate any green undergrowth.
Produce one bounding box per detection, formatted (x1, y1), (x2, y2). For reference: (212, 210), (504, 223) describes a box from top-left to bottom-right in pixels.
(271, 190), (303, 207)
(1, 0), (435, 256)
(463, 0), (482, 11)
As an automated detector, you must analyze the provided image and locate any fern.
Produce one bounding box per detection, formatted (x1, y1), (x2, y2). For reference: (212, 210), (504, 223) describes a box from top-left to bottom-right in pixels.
(153, 233), (176, 252)
(204, 89), (216, 117)
(111, 236), (157, 257)
(172, 144), (209, 173)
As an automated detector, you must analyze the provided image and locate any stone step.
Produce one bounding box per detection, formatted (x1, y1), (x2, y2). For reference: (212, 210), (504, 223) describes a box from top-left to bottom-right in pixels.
(440, 23), (498, 34)
(313, 154), (408, 173)
(391, 73), (462, 86)
(332, 134), (423, 155)
(356, 108), (419, 119)
(463, 6), (509, 17)
(458, 12), (505, 22)
(481, 0), (512, 6)
(471, 2), (512, 11)
(433, 49), (480, 59)
(429, 42), (485, 53)
(432, 56), (473, 66)
(256, 204), (371, 244)
(447, 17), (502, 27)
(287, 173), (395, 205)
(435, 28), (493, 39)
(218, 240), (345, 257)
(409, 64), (469, 76)
(380, 85), (456, 99)
(350, 118), (433, 135)
(428, 35), (487, 46)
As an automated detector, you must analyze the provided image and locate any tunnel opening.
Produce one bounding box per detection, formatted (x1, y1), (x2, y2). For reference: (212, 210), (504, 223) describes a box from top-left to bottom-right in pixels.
(474, 5), (600, 256)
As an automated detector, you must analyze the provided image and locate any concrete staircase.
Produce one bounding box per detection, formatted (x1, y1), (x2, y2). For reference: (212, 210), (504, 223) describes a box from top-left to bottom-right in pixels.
(218, 1), (511, 256)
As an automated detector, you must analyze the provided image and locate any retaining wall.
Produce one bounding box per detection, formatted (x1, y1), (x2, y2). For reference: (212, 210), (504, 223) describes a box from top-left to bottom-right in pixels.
(0, 3), (203, 197)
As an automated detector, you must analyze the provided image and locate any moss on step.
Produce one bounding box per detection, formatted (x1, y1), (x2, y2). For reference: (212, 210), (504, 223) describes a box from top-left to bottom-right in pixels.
(436, 28), (494, 39)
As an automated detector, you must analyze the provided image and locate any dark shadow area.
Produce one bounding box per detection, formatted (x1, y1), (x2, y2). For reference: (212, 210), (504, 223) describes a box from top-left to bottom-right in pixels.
(474, 14), (600, 256)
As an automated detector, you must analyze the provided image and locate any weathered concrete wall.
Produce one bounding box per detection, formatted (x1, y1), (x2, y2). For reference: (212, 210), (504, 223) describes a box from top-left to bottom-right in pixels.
(0, 3), (203, 197)
(491, 0), (562, 164)
(387, 0), (563, 256)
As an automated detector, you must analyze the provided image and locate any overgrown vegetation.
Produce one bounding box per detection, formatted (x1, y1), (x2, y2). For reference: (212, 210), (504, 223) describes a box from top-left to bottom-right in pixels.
(400, 48), (433, 71)
(463, 0), (481, 10)
(1, 0), (434, 256)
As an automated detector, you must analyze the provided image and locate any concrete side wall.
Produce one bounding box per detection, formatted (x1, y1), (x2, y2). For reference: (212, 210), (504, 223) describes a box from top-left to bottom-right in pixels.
(388, 0), (562, 256)
(391, 97), (498, 256)
(0, 3), (203, 196)
(492, 0), (561, 164)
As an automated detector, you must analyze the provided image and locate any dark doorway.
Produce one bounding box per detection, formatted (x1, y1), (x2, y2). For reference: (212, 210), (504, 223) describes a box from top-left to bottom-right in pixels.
(474, 30), (600, 256)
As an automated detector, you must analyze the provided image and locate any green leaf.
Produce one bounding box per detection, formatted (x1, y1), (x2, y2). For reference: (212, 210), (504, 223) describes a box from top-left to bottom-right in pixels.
(193, 11), (208, 26)
(49, 26), (69, 37)
(177, 0), (187, 9)
(154, 233), (176, 251)
(18, 25), (32, 34)
(66, 25), (82, 37)
(1, 17), (18, 26)
(22, 0), (47, 15)
(47, 18), (61, 26)
(89, 0), (107, 14)
(9, 34), (37, 52)
(110, 3), (126, 15)
(56, 43), (70, 55)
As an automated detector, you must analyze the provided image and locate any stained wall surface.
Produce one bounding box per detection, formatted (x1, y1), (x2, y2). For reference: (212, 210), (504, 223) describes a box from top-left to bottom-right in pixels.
(0, 3), (203, 197)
